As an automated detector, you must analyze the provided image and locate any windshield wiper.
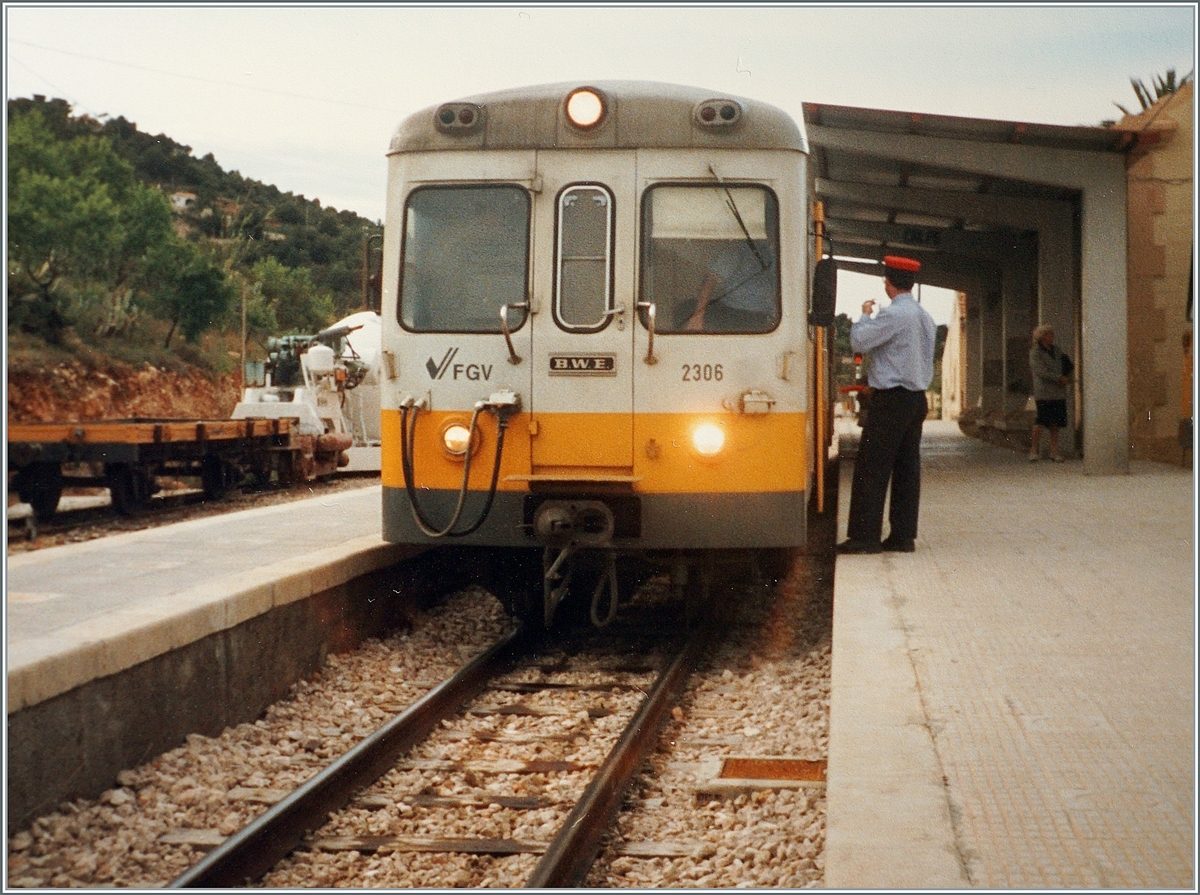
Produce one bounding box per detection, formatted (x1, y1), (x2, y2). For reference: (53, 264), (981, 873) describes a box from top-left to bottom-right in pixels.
(709, 163), (769, 271)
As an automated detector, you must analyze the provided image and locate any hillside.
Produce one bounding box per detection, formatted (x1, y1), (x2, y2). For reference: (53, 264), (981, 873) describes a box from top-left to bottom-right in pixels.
(7, 95), (382, 424)
(8, 95), (383, 311)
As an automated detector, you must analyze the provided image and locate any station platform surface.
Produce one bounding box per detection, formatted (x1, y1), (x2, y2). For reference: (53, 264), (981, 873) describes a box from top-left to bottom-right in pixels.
(6, 484), (403, 712)
(825, 419), (1195, 889)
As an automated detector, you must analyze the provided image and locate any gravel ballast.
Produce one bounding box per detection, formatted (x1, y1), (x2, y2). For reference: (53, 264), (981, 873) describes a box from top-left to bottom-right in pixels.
(8, 546), (832, 888)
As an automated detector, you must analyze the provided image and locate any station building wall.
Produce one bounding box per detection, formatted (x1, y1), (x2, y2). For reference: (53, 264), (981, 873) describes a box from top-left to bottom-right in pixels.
(1119, 82), (1194, 467)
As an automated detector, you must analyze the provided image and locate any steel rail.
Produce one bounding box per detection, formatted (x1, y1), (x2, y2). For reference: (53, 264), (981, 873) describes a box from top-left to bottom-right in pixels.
(169, 625), (531, 888)
(524, 620), (711, 888)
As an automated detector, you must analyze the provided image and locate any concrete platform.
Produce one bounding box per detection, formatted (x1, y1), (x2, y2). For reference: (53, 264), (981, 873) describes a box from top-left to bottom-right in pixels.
(5, 484), (428, 830)
(341, 444), (382, 474)
(7, 484), (401, 710)
(825, 419), (1195, 889)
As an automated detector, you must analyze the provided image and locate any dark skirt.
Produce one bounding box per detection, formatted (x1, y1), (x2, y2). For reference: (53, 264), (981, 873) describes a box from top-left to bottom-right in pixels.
(1035, 399), (1068, 428)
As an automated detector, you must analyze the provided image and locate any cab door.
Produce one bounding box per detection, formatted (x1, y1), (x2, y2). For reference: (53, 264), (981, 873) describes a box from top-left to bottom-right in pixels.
(529, 152), (636, 473)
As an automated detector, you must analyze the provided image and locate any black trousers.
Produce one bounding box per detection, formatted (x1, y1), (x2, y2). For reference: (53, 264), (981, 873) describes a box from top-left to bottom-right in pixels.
(847, 388), (929, 544)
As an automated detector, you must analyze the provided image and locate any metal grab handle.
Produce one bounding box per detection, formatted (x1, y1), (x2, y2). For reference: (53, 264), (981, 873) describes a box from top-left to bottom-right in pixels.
(637, 301), (658, 365)
(499, 301), (530, 365)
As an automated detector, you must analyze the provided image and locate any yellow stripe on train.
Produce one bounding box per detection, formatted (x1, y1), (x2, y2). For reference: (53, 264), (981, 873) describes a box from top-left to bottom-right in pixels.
(381, 409), (808, 494)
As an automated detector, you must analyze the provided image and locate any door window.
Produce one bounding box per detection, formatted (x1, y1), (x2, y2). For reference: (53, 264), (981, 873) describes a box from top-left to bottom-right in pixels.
(555, 184), (615, 331)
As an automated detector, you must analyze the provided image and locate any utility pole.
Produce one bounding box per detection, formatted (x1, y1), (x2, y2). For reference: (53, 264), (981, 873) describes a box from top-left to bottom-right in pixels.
(361, 227), (369, 311)
(240, 279), (247, 393)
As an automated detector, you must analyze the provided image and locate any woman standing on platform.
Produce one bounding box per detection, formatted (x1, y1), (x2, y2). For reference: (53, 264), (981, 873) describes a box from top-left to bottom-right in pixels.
(1029, 324), (1071, 462)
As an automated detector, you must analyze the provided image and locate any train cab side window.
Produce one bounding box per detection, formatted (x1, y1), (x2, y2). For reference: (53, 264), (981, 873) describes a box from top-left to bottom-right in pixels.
(555, 185), (615, 331)
(640, 184), (780, 334)
(399, 185), (530, 333)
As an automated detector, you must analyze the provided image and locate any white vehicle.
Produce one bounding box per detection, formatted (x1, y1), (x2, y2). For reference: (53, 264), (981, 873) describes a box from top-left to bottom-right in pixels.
(333, 311), (382, 447)
(232, 324), (366, 480)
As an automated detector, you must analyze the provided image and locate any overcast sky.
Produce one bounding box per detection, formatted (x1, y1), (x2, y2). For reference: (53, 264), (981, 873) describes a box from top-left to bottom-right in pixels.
(6, 3), (1195, 323)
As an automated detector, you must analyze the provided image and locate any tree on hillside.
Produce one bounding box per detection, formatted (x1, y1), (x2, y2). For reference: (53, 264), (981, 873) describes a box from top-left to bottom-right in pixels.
(7, 106), (174, 340)
(8, 94), (381, 366)
(245, 257), (335, 339)
(144, 239), (236, 348)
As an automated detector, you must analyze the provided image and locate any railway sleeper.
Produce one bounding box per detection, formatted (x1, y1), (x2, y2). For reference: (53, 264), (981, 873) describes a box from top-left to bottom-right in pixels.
(303, 835), (710, 860)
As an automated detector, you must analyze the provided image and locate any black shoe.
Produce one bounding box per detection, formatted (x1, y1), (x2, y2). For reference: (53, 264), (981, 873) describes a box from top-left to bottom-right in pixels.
(881, 538), (915, 553)
(837, 539), (883, 555)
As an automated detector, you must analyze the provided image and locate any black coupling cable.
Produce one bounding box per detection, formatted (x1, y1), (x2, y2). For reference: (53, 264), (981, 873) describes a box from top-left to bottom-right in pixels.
(444, 412), (510, 538)
(399, 398), (512, 539)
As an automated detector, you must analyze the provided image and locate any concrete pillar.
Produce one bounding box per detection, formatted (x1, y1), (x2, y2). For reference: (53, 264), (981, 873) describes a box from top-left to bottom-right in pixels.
(809, 124), (1130, 471)
(966, 295), (983, 415)
(1080, 185), (1130, 474)
(980, 283), (1005, 421)
(1035, 209), (1079, 455)
(1002, 237), (1038, 416)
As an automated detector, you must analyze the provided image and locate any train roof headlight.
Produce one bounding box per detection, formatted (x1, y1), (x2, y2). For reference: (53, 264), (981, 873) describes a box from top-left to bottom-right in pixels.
(692, 422), (726, 457)
(566, 88), (606, 129)
(442, 423), (473, 456)
(434, 103), (484, 134)
(694, 99), (743, 128)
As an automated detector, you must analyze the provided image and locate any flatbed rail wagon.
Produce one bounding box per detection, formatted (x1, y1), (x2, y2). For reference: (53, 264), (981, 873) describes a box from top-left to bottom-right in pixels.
(7, 416), (344, 519)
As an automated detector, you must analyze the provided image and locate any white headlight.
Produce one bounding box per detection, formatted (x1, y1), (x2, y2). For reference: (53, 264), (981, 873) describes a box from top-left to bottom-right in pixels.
(442, 424), (472, 455)
(692, 422), (726, 456)
(566, 88), (605, 128)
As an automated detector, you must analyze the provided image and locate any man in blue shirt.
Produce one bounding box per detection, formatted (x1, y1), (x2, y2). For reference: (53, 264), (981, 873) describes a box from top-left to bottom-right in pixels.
(838, 255), (938, 554)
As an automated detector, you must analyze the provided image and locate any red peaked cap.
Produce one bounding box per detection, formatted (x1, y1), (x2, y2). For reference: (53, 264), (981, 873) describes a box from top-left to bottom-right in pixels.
(883, 255), (921, 273)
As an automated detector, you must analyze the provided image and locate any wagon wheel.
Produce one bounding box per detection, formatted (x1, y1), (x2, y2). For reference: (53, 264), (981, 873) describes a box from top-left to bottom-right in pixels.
(200, 454), (233, 501)
(106, 463), (152, 517)
(278, 450), (312, 485)
(16, 462), (63, 522)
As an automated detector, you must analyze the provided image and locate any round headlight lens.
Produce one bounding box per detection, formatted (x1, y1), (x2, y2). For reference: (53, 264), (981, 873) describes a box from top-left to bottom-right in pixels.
(566, 88), (605, 128)
(692, 422), (726, 457)
(442, 424), (472, 455)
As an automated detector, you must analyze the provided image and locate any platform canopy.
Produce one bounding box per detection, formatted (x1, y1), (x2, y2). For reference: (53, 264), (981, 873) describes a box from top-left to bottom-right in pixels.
(805, 102), (1138, 473)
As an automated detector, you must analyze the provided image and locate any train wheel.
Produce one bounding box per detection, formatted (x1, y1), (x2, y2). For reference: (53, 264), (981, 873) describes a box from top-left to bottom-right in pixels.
(755, 548), (794, 585)
(674, 553), (718, 629)
(278, 451), (310, 485)
(486, 548), (545, 632)
(106, 463), (152, 516)
(244, 456), (273, 491)
(16, 462), (63, 522)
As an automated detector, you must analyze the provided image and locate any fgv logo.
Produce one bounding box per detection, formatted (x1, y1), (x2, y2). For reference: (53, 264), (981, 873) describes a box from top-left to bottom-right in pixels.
(426, 348), (492, 381)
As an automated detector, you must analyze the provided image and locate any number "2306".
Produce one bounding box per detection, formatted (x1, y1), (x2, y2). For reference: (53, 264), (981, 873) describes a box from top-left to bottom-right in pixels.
(681, 363), (723, 382)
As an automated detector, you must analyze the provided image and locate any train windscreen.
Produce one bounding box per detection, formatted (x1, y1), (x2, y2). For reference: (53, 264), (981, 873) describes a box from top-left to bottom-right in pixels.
(399, 185), (530, 333)
(640, 184), (780, 335)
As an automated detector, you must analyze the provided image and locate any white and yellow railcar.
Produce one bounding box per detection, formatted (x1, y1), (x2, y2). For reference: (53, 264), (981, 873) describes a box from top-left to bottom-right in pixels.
(378, 81), (835, 625)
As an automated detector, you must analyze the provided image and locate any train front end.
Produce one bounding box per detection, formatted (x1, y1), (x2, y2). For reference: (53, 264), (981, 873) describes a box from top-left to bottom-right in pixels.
(378, 82), (833, 625)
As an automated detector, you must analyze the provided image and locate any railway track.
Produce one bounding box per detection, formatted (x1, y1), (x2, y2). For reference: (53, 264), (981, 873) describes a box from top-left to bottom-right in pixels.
(6, 473), (377, 551)
(8, 489), (202, 537)
(169, 606), (712, 888)
(8, 542), (832, 888)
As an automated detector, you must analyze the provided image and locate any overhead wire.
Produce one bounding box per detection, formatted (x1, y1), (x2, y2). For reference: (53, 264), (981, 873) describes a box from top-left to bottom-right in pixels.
(8, 38), (404, 115)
